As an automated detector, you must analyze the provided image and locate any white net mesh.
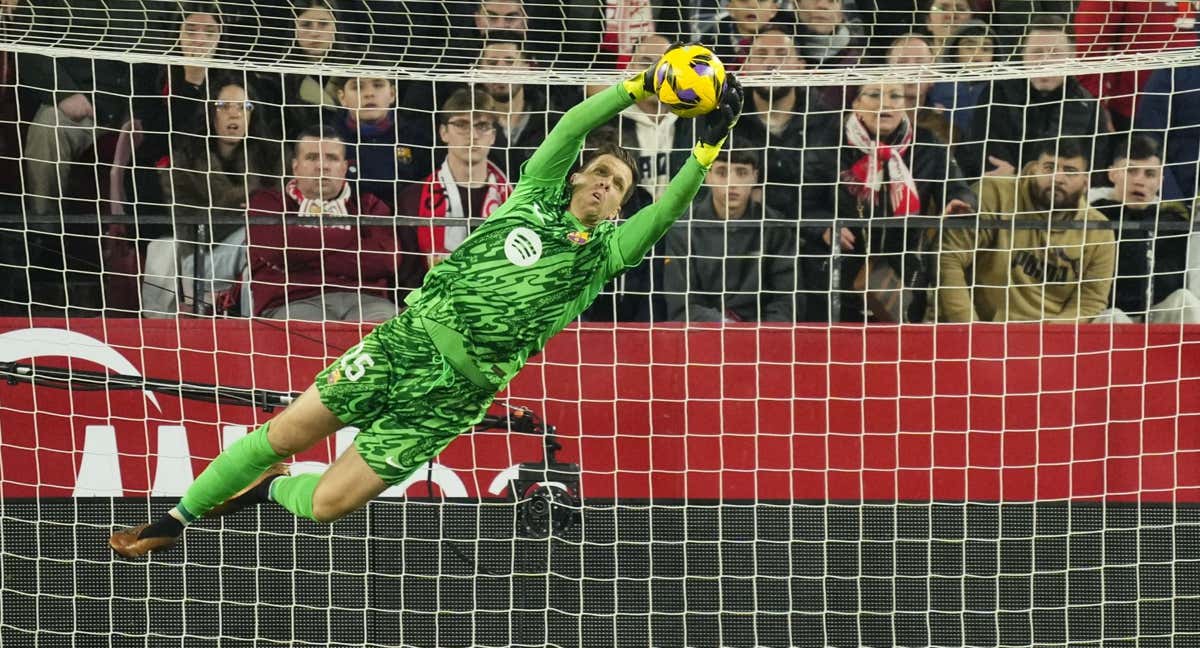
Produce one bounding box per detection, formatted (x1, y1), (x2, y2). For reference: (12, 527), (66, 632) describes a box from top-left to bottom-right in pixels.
(2, 1), (1200, 646)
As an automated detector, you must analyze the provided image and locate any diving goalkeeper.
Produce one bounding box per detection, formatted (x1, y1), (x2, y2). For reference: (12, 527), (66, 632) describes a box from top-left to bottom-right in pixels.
(110, 63), (744, 558)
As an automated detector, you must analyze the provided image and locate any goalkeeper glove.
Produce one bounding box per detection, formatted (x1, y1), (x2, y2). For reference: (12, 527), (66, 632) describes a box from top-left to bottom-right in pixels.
(693, 74), (744, 169)
(621, 42), (685, 102)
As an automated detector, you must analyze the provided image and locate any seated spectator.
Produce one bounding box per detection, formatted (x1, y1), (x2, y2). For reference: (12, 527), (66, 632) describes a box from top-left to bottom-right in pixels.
(596, 0), (657, 69)
(938, 138), (1116, 323)
(886, 33), (954, 145)
(249, 0), (343, 140)
(1134, 65), (1200, 201)
(664, 149), (802, 322)
(921, 0), (973, 61)
(328, 75), (432, 207)
(729, 28), (815, 218)
(143, 78), (281, 317)
(1074, 0), (1196, 132)
(132, 1), (224, 184)
(707, 0), (790, 71)
(792, 0), (866, 68)
(476, 33), (561, 181)
(802, 83), (975, 323)
(608, 35), (695, 202)
(21, 1), (218, 215)
(956, 16), (1109, 181)
(247, 126), (421, 321)
(398, 88), (511, 266)
(927, 21), (995, 133)
(1090, 135), (1199, 323)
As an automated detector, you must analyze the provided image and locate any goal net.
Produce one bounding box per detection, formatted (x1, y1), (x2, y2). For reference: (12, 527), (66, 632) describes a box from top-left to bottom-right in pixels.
(2, 0), (1200, 646)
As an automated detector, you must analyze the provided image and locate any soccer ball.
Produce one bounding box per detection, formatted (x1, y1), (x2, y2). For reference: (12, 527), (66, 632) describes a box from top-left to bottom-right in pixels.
(652, 45), (726, 119)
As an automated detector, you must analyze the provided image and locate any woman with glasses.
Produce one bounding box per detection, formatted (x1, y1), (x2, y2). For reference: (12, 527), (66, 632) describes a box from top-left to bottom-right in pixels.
(142, 77), (281, 317)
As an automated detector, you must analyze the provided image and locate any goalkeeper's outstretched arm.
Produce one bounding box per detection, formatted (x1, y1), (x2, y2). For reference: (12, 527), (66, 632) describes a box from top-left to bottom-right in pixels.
(613, 76), (745, 268)
(520, 73), (658, 185)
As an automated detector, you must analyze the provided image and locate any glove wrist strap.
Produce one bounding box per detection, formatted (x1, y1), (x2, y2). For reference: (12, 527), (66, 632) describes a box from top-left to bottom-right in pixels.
(692, 139), (725, 169)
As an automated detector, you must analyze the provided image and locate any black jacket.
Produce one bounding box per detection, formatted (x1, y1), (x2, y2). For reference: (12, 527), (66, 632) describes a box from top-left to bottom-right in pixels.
(726, 87), (814, 219)
(1093, 198), (1192, 316)
(957, 77), (1108, 181)
(664, 197), (803, 322)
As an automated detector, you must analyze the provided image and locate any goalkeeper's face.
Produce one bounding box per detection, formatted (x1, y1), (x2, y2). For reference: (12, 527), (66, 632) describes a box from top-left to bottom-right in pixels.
(568, 155), (635, 227)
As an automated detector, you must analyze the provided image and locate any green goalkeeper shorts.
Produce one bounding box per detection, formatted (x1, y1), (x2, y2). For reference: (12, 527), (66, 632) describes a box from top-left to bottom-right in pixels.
(315, 311), (496, 486)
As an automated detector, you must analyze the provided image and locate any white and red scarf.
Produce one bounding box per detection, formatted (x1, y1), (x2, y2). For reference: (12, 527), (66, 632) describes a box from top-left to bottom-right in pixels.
(418, 159), (510, 253)
(841, 114), (921, 216)
(286, 178), (352, 218)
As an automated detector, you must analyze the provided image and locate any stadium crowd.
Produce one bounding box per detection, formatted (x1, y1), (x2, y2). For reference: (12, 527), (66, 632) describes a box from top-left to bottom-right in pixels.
(2, 0), (1200, 324)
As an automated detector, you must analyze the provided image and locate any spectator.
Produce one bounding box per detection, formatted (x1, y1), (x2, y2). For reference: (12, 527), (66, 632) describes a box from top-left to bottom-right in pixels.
(246, 126), (421, 321)
(927, 21), (995, 132)
(21, 1), (211, 215)
(597, 0), (658, 69)
(143, 78), (282, 317)
(729, 28), (815, 218)
(476, 33), (561, 181)
(1134, 65), (1200, 201)
(608, 35), (695, 201)
(398, 88), (511, 266)
(664, 149), (802, 322)
(707, 0), (790, 71)
(249, 0), (344, 140)
(886, 33), (954, 145)
(133, 1), (224, 181)
(1074, 0), (1197, 132)
(328, 75), (432, 207)
(938, 138), (1116, 323)
(792, 0), (867, 68)
(1090, 135), (1199, 323)
(921, 0), (973, 60)
(802, 83), (975, 323)
(956, 16), (1109, 181)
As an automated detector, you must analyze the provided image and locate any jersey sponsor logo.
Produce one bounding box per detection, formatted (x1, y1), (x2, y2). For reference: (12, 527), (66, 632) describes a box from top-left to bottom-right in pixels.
(504, 227), (542, 266)
(567, 230), (590, 245)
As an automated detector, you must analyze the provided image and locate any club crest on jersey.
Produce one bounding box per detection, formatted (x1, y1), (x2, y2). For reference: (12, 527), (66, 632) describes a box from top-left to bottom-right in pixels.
(567, 230), (590, 245)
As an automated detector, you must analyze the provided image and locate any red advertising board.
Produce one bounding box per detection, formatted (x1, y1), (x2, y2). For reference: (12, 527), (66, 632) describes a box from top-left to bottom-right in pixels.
(1, 318), (1199, 502)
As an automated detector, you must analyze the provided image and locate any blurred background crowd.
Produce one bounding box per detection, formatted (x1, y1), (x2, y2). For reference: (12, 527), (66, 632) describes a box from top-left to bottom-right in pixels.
(1, 0), (1198, 325)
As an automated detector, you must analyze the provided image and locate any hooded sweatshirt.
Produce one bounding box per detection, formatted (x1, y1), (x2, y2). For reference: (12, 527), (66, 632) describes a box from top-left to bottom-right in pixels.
(939, 172), (1116, 322)
(618, 106), (680, 198)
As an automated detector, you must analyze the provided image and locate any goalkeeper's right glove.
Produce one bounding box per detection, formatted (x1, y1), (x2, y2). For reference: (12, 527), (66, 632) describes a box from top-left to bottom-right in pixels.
(693, 74), (744, 169)
(621, 42), (686, 102)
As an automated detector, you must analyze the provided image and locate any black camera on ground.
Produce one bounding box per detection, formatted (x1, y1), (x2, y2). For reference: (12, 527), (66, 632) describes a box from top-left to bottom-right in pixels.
(475, 407), (582, 539)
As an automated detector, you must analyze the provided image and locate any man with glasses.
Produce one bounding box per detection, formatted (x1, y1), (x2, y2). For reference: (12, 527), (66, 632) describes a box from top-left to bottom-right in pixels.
(399, 87), (512, 266)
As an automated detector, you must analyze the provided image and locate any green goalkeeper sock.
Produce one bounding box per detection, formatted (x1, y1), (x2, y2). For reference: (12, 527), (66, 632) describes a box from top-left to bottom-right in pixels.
(268, 473), (320, 521)
(176, 422), (288, 522)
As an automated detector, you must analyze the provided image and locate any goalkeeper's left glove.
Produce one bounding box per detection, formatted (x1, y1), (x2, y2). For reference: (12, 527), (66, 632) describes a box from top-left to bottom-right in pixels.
(693, 74), (744, 169)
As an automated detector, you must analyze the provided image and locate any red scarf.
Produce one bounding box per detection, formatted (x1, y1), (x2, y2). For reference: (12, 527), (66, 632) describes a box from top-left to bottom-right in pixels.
(417, 159), (510, 254)
(841, 114), (921, 216)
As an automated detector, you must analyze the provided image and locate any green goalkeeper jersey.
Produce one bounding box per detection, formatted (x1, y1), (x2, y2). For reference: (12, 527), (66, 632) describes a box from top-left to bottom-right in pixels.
(403, 84), (707, 390)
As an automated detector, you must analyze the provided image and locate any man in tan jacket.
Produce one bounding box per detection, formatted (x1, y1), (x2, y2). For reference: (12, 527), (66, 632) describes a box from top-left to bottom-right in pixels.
(939, 137), (1116, 322)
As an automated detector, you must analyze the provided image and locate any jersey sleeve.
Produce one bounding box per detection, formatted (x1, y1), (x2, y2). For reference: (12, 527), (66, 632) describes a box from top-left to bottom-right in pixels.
(610, 155), (708, 270)
(518, 84), (635, 190)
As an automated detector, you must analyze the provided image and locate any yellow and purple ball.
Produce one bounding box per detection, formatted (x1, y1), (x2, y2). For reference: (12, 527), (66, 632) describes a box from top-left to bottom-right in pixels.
(651, 45), (727, 118)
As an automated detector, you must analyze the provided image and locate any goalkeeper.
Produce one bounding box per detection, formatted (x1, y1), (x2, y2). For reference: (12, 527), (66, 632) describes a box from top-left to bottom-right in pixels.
(110, 61), (744, 558)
